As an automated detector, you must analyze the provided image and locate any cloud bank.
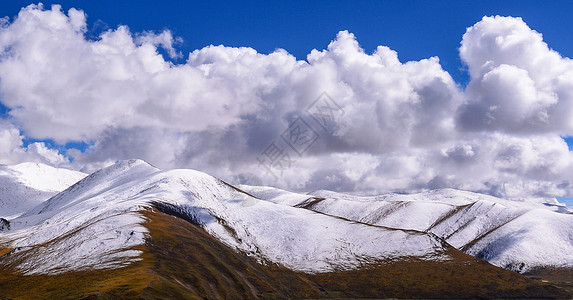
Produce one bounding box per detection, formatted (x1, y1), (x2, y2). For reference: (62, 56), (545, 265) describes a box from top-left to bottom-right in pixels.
(0, 4), (572, 200)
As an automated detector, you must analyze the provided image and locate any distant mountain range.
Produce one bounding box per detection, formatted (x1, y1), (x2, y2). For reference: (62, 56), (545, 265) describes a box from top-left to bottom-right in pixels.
(0, 160), (571, 299)
(240, 185), (573, 274)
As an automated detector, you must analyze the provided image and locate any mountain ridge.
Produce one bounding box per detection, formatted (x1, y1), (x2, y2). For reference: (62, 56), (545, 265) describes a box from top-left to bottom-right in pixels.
(0, 159), (571, 298)
(240, 184), (573, 273)
(1, 159), (450, 275)
(0, 162), (86, 219)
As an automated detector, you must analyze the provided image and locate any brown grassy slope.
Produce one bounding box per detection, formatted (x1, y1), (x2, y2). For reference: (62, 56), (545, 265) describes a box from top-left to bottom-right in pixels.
(0, 243), (155, 299)
(0, 208), (570, 299)
(527, 268), (573, 296)
(0, 248), (12, 257)
(138, 210), (323, 299)
(309, 250), (569, 299)
(0, 210), (321, 300)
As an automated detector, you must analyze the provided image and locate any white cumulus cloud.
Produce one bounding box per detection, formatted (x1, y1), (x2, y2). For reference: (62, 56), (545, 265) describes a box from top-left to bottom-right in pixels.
(0, 6), (572, 201)
(0, 120), (67, 166)
(457, 16), (573, 134)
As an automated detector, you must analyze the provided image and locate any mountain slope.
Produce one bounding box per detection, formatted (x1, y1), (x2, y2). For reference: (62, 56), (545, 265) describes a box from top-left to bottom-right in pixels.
(241, 186), (573, 273)
(1, 160), (447, 275)
(0, 162), (86, 219)
(0, 208), (568, 299)
(0, 160), (571, 298)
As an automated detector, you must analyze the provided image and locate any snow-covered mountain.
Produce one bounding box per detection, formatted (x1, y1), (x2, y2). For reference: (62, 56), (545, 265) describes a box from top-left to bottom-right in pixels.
(0, 159), (448, 275)
(0, 160), (570, 299)
(0, 162), (86, 219)
(240, 185), (573, 273)
(2, 161), (572, 275)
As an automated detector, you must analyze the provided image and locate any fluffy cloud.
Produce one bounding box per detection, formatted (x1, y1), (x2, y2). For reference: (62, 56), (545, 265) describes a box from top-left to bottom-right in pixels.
(457, 16), (573, 134)
(0, 5), (572, 200)
(0, 120), (67, 166)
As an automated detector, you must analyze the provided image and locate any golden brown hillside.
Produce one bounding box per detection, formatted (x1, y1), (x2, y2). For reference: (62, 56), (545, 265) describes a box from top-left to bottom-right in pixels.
(0, 208), (569, 299)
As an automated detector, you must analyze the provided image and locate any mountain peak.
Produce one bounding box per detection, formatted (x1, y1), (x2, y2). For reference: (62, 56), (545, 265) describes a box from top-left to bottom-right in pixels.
(0, 161), (571, 298)
(0, 163), (86, 219)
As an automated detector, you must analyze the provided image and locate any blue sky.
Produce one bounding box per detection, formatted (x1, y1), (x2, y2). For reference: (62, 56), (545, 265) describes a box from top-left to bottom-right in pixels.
(2, 0), (573, 84)
(0, 1), (573, 205)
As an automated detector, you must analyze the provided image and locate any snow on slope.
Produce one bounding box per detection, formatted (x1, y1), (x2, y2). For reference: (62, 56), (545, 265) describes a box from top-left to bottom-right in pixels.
(465, 208), (573, 272)
(0, 160), (449, 275)
(247, 188), (573, 273)
(0, 163), (86, 219)
(236, 184), (314, 206)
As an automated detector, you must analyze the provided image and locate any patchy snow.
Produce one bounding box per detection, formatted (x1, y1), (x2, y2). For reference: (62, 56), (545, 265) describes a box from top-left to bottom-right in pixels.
(464, 208), (573, 272)
(2, 160), (571, 275)
(251, 188), (573, 272)
(0, 160), (449, 275)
